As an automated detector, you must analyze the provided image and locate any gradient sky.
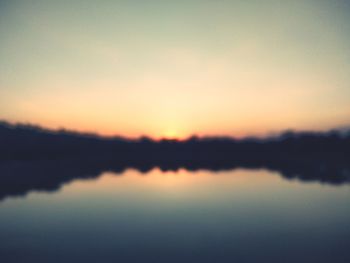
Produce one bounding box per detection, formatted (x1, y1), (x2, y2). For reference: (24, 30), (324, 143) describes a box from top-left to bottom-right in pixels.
(1, 0), (350, 138)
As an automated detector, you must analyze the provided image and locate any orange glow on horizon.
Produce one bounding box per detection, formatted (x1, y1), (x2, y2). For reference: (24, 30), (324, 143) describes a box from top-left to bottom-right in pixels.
(1, 1), (350, 140)
(3, 113), (350, 141)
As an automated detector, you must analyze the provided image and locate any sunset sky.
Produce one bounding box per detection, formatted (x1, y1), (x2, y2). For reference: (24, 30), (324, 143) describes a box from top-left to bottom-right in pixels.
(1, 0), (350, 138)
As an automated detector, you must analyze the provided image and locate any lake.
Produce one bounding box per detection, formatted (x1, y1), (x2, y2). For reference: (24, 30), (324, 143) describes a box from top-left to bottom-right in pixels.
(1, 167), (350, 263)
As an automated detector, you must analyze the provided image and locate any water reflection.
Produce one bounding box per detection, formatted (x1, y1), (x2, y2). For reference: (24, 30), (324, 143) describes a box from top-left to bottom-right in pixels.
(0, 157), (349, 201)
(0, 168), (350, 263)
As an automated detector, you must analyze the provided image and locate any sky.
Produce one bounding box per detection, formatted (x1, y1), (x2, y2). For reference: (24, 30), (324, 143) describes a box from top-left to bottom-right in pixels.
(0, 0), (350, 138)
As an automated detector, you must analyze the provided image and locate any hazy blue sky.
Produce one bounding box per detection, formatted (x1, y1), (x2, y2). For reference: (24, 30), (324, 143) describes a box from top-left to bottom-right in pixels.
(1, 0), (350, 138)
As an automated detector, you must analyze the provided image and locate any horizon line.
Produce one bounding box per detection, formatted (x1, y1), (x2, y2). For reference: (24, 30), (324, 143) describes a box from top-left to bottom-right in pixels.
(1, 119), (349, 142)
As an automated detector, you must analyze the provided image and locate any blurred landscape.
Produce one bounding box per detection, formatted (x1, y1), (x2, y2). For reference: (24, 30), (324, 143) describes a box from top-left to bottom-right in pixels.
(1, 1), (350, 262)
(1, 120), (350, 201)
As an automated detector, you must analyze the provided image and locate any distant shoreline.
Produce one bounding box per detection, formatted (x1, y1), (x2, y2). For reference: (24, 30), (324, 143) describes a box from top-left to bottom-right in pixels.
(1, 120), (349, 160)
(0, 120), (349, 200)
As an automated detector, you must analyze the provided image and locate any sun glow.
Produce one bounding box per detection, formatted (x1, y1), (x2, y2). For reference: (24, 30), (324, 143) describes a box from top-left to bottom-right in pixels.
(1, 1), (349, 137)
(162, 128), (181, 139)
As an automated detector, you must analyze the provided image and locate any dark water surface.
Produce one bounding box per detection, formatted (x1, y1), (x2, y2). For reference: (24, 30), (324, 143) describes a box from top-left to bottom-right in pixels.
(1, 167), (350, 263)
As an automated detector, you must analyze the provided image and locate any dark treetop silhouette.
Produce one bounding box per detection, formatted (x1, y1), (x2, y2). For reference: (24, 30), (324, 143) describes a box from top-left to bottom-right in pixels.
(0, 120), (349, 200)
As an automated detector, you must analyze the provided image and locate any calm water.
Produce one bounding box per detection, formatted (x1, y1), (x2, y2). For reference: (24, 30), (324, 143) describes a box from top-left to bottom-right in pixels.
(1, 168), (350, 263)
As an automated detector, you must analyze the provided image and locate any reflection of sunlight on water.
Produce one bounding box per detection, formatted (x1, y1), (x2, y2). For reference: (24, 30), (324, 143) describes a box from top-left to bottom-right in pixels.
(62, 168), (285, 200)
(1, 169), (350, 263)
(140, 168), (195, 190)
